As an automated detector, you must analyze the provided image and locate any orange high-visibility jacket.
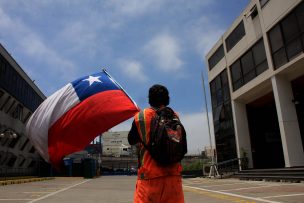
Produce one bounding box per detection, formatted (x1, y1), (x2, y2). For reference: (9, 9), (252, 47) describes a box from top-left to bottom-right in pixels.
(134, 107), (182, 179)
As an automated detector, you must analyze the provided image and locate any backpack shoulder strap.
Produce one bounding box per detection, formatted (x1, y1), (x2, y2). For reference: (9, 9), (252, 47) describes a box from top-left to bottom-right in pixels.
(137, 110), (153, 168)
(138, 110), (147, 145)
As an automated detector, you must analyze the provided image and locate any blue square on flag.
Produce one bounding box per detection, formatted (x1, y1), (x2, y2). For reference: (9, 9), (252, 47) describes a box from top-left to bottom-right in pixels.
(72, 72), (120, 101)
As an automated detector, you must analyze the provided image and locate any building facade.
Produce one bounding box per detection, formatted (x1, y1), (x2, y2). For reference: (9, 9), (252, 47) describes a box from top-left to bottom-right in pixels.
(102, 131), (134, 157)
(0, 44), (46, 176)
(205, 0), (304, 169)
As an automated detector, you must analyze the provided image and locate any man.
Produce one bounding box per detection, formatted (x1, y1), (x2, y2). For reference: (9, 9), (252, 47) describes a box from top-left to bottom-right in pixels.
(128, 84), (185, 203)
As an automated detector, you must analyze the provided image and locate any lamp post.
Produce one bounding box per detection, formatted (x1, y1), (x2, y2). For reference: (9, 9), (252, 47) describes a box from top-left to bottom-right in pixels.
(0, 129), (17, 181)
(201, 71), (219, 178)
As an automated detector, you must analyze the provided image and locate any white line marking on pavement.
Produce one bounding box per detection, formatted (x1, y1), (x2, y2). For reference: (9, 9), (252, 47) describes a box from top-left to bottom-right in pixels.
(219, 185), (280, 192)
(27, 179), (91, 203)
(183, 185), (282, 203)
(200, 182), (266, 188)
(0, 199), (34, 201)
(262, 193), (304, 199)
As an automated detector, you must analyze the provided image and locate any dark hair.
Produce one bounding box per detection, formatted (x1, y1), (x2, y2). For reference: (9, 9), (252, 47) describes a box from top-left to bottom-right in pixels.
(148, 84), (170, 108)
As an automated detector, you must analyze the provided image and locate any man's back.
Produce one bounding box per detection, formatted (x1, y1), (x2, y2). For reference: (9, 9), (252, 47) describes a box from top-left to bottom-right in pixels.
(128, 84), (185, 203)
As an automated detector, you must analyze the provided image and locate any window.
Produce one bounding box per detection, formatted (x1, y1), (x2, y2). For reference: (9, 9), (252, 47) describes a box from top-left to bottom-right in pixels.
(208, 45), (224, 70)
(20, 139), (29, 151)
(252, 39), (267, 65)
(230, 39), (268, 91)
(210, 70), (231, 111)
(6, 100), (15, 114)
(7, 156), (17, 167)
(8, 135), (20, 148)
(296, 3), (304, 32)
(225, 21), (246, 52)
(0, 54), (45, 112)
(259, 0), (269, 8)
(281, 13), (299, 43)
(0, 58), (6, 79)
(250, 5), (258, 19)
(29, 146), (36, 153)
(241, 51), (255, 75)
(28, 160), (36, 168)
(209, 70), (237, 162)
(0, 96), (10, 111)
(11, 104), (23, 120)
(0, 90), (3, 99)
(230, 61), (243, 90)
(268, 25), (284, 53)
(18, 157), (26, 167)
(268, 1), (304, 69)
(23, 112), (32, 123)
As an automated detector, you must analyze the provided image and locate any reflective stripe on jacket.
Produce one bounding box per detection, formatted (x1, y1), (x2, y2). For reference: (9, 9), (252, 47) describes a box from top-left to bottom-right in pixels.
(134, 107), (182, 179)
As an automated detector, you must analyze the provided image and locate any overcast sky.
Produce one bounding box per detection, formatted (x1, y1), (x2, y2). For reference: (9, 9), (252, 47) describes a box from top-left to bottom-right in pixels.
(0, 0), (249, 154)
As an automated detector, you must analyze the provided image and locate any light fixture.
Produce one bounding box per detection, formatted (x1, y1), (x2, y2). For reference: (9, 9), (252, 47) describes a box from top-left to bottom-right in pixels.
(0, 129), (18, 139)
(292, 99), (300, 105)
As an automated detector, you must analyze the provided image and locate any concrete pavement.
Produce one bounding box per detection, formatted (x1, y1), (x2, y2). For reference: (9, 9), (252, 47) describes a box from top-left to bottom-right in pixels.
(0, 176), (304, 202)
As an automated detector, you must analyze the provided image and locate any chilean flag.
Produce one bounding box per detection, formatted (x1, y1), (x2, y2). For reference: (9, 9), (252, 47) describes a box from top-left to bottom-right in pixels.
(26, 70), (140, 169)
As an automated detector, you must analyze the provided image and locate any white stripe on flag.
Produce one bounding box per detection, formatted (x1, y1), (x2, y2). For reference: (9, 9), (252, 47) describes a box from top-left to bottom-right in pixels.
(26, 84), (80, 162)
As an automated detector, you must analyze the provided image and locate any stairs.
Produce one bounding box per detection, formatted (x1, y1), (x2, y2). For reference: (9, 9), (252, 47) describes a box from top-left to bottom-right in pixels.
(234, 167), (304, 182)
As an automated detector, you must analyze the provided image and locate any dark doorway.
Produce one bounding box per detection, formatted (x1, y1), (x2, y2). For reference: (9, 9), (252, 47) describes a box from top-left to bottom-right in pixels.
(291, 75), (304, 151)
(246, 93), (285, 169)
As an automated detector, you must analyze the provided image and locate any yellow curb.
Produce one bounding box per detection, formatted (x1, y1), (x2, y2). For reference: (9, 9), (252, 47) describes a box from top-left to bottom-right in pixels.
(0, 177), (55, 186)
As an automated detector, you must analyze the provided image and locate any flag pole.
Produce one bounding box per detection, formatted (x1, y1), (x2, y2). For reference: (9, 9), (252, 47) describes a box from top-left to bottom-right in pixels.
(102, 68), (139, 110)
(201, 71), (219, 178)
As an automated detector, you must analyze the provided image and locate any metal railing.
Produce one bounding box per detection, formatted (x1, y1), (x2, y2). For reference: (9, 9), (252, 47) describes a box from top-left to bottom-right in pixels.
(0, 167), (38, 181)
(204, 157), (248, 178)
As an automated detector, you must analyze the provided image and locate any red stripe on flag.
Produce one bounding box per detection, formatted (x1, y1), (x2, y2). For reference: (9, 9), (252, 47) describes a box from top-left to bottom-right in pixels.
(48, 90), (139, 168)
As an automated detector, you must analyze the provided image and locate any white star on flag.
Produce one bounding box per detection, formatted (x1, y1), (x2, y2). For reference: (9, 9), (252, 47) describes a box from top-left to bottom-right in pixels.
(82, 76), (102, 86)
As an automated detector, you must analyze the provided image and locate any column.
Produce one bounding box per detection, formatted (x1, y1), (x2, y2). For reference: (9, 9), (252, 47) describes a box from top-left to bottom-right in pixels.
(231, 100), (253, 169)
(272, 75), (304, 167)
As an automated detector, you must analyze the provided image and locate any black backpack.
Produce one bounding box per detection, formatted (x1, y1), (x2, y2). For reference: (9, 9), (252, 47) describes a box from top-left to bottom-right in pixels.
(139, 107), (187, 165)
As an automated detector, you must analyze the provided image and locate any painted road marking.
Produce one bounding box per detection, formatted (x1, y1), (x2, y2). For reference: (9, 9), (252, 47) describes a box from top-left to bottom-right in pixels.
(200, 182), (267, 188)
(219, 185), (281, 192)
(27, 179), (91, 203)
(262, 193), (304, 199)
(183, 185), (282, 203)
(0, 199), (34, 201)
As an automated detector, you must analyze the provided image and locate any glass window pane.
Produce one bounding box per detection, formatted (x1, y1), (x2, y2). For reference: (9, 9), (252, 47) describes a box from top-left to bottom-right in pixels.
(223, 85), (230, 101)
(286, 38), (303, 60)
(252, 40), (267, 65)
(215, 76), (221, 90)
(296, 2), (304, 32)
(256, 61), (268, 75)
(210, 81), (216, 93)
(243, 70), (256, 84)
(220, 70), (228, 85)
(233, 79), (243, 91)
(208, 45), (224, 70)
(241, 51), (255, 75)
(272, 48), (288, 68)
(268, 24), (284, 53)
(0, 90), (3, 98)
(230, 60), (242, 82)
(281, 13), (300, 43)
(212, 94), (217, 108)
(216, 89), (223, 105)
(226, 21), (245, 51)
